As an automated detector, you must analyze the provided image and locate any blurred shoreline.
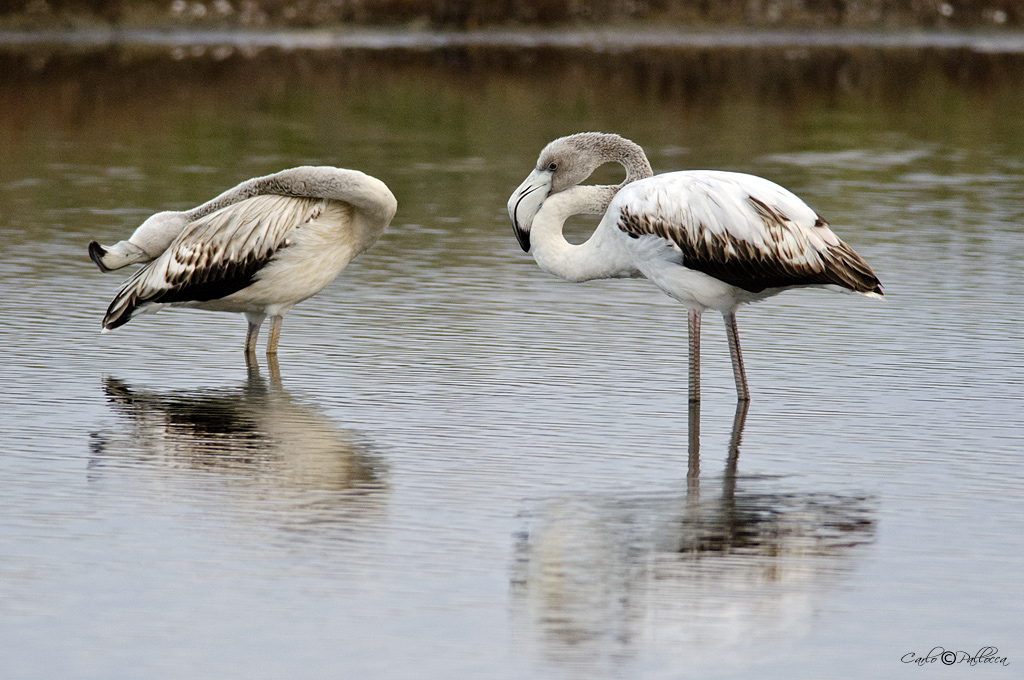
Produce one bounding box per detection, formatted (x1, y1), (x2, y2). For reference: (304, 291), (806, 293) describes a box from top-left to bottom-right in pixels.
(1, 0), (1023, 33)
(4, 25), (1024, 52)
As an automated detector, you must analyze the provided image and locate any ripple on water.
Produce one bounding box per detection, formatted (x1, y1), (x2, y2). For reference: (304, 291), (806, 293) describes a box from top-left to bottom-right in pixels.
(2, 49), (1024, 679)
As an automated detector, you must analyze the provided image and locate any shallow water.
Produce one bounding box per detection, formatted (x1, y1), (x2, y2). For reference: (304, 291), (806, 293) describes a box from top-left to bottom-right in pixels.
(1, 42), (1022, 679)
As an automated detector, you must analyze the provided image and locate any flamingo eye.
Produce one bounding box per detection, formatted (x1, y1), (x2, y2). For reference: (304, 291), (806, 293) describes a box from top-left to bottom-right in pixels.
(547, 161), (557, 171)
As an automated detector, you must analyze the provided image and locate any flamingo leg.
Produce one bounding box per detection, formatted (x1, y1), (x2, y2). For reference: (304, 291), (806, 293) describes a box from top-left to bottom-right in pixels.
(244, 313), (265, 356)
(688, 309), (701, 403)
(723, 311), (750, 402)
(266, 315), (283, 356)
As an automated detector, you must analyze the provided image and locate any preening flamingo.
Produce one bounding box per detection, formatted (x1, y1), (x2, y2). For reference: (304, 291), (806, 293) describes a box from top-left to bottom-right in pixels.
(91, 166), (397, 356)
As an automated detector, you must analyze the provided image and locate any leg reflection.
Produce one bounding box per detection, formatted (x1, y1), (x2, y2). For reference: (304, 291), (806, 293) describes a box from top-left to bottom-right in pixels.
(686, 399), (748, 484)
(245, 345), (283, 389)
(687, 400), (700, 505)
(686, 399), (749, 523)
(687, 401), (700, 479)
(245, 348), (261, 382)
(720, 399), (749, 537)
(265, 352), (282, 389)
(724, 399), (749, 494)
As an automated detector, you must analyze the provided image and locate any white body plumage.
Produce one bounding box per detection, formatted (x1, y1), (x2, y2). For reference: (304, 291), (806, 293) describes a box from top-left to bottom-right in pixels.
(93, 166), (397, 355)
(612, 170), (880, 310)
(508, 133), (882, 401)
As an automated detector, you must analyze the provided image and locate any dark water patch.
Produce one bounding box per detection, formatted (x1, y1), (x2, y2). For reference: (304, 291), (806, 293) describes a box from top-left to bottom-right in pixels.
(5, 41), (1024, 156)
(6, 39), (1024, 112)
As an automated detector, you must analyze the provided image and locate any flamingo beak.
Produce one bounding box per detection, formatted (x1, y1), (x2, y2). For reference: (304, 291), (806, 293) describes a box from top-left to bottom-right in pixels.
(507, 169), (552, 253)
(512, 214), (531, 253)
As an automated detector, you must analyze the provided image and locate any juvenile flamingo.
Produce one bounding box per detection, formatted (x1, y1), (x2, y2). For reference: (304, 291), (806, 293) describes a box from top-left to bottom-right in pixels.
(92, 166), (397, 356)
(508, 132), (882, 401)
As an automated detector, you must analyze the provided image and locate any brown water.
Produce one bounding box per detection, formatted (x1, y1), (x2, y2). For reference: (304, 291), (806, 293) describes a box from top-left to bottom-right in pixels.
(1, 38), (1022, 679)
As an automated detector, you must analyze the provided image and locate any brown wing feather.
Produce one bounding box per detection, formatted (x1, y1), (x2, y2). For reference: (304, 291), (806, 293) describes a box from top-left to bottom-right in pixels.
(618, 201), (882, 295)
(103, 195), (324, 330)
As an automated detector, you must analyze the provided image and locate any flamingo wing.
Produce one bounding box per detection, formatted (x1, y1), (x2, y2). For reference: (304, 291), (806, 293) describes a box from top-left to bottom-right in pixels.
(103, 194), (325, 329)
(614, 171), (881, 295)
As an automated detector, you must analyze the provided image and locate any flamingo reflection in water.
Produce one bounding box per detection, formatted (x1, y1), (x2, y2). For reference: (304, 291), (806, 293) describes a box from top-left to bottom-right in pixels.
(510, 405), (876, 668)
(90, 357), (388, 528)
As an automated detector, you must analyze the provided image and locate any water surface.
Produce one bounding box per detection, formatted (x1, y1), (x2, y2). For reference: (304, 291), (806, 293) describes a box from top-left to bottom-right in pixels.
(1, 42), (1022, 679)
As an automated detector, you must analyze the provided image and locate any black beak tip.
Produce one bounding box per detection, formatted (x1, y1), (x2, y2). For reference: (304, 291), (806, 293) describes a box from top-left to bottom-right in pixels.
(88, 241), (112, 272)
(513, 225), (530, 252)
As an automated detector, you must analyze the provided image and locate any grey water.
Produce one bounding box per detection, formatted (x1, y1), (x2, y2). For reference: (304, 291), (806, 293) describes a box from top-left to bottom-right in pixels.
(1, 42), (1022, 679)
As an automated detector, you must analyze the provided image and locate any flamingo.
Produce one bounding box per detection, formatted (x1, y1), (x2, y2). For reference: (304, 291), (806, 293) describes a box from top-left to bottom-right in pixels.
(507, 132), (882, 402)
(91, 166), (397, 356)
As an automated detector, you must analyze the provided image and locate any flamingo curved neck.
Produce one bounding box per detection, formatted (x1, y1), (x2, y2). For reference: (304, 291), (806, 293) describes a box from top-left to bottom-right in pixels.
(617, 148), (654, 185)
(531, 184), (637, 282)
(571, 133), (653, 186)
(187, 168), (397, 225)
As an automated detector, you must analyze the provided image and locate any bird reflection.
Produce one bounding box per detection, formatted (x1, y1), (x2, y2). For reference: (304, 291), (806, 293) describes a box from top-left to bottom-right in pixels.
(510, 402), (875, 669)
(89, 358), (388, 533)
